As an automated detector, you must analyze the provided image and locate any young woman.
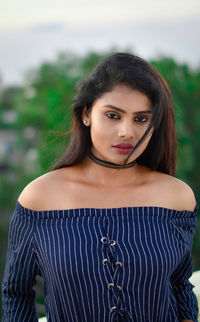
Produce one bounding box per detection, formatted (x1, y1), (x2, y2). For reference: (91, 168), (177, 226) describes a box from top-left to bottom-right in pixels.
(2, 53), (199, 322)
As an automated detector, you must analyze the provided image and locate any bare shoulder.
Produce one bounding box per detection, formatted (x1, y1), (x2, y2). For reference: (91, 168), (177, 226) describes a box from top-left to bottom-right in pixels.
(170, 176), (197, 212)
(18, 168), (68, 211)
(154, 171), (197, 212)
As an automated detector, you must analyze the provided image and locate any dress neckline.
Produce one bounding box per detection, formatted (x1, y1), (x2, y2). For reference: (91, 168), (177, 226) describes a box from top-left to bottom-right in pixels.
(16, 200), (199, 216)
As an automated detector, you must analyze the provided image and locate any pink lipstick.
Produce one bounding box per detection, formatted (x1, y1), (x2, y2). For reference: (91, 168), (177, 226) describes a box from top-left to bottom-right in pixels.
(113, 143), (133, 154)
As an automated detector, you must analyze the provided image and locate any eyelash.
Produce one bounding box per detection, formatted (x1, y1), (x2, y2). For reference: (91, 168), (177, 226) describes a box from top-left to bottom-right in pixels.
(105, 112), (149, 123)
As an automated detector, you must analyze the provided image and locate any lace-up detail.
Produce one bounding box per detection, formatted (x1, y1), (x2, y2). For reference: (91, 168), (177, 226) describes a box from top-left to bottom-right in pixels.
(101, 218), (132, 321)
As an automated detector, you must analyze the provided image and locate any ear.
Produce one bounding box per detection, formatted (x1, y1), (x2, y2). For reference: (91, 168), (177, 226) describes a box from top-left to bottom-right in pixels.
(82, 106), (91, 126)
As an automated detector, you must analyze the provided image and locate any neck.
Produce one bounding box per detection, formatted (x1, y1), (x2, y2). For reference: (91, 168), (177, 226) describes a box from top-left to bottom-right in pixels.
(80, 153), (140, 187)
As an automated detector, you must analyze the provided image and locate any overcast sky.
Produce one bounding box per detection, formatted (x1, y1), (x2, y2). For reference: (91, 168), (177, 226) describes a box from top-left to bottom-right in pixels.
(0, 0), (200, 85)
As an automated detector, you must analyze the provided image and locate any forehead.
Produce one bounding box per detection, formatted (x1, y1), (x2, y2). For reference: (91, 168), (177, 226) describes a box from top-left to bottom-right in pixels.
(93, 84), (152, 110)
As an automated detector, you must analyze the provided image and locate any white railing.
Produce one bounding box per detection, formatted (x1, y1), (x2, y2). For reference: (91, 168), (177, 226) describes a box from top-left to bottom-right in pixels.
(38, 317), (47, 322)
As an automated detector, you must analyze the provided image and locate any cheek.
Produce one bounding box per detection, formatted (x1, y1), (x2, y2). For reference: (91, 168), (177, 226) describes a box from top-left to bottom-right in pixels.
(134, 127), (150, 141)
(136, 129), (153, 151)
(142, 131), (153, 149)
(140, 124), (154, 140)
(91, 114), (112, 134)
(90, 117), (109, 144)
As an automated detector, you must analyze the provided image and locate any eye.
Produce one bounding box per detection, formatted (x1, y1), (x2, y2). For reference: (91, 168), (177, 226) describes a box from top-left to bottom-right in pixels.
(135, 116), (149, 123)
(105, 112), (120, 119)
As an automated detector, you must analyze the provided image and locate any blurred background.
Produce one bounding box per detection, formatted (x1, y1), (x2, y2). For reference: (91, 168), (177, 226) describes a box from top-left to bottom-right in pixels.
(0, 0), (200, 318)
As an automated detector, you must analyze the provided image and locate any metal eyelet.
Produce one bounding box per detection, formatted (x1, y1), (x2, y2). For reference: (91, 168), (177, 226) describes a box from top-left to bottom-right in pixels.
(101, 237), (107, 243)
(110, 306), (117, 313)
(102, 258), (108, 265)
(108, 282), (114, 289)
(110, 240), (116, 246)
(115, 261), (123, 267)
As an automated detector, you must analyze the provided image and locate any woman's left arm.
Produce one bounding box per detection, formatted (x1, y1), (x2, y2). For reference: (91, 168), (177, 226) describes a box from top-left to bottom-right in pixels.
(170, 192), (199, 322)
(171, 247), (198, 322)
(170, 183), (199, 322)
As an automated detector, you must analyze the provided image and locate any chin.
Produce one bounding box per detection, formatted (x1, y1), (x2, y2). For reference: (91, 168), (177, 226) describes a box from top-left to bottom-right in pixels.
(111, 156), (132, 164)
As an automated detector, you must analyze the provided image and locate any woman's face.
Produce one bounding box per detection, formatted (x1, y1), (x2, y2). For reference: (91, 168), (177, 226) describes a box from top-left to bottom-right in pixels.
(82, 83), (154, 165)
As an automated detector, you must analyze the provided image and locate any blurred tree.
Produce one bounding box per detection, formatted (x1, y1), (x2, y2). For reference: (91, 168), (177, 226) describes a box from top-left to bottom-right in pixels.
(0, 86), (22, 110)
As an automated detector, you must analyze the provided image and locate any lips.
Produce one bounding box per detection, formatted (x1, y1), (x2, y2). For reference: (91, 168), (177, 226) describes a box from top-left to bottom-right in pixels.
(114, 143), (133, 149)
(113, 143), (134, 154)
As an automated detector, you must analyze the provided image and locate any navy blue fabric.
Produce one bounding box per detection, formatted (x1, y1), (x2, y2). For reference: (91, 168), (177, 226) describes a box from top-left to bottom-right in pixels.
(2, 200), (199, 322)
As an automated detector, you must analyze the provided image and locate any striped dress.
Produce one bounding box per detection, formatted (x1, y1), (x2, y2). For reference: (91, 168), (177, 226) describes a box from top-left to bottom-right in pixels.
(2, 200), (199, 322)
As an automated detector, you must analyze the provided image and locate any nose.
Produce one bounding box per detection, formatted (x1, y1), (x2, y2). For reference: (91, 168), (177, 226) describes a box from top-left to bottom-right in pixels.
(118, 119), (134, 139)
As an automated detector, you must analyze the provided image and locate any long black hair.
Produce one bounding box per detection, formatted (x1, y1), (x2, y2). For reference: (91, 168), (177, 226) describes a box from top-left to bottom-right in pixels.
(49, 52), (177, 175)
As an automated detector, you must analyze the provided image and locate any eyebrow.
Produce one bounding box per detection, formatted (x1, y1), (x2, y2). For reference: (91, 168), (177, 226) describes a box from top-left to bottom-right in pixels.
(103, 104), (153, 115)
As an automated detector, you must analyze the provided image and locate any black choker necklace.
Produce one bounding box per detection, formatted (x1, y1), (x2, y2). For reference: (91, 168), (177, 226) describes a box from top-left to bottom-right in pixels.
(88, 151), (137, 169)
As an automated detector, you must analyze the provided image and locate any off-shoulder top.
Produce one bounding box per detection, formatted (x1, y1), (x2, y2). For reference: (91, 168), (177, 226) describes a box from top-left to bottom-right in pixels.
(2, 200), (199, 322)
